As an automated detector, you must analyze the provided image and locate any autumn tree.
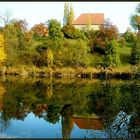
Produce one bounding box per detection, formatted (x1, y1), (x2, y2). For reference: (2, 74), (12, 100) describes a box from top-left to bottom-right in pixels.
(36, 44), (54, 67)
(2, 19), (32, 66)
(12, 19), (29, 49)
(31, 23), (48, 37)
(93, 19), (119, 53)
(47, 19), (63, 41)
(0, 34), (6, 66)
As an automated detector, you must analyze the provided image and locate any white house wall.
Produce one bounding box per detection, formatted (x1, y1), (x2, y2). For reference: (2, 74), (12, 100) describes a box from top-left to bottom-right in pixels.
(74, 25), (100, 31)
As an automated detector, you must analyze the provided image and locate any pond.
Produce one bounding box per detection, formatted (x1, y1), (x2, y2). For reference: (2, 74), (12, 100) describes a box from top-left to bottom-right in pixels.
(0, 76), (139, 138)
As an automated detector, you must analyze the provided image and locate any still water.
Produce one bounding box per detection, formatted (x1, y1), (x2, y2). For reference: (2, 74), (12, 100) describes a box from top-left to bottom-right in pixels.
(0, 77), (139, 138)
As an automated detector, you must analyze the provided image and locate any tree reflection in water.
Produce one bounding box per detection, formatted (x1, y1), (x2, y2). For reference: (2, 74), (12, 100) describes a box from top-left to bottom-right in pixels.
(0, 77), (139, 138)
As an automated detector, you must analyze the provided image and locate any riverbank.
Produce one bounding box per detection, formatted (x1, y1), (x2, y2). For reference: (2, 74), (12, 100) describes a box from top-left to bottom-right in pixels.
(0, 65), (140, 80)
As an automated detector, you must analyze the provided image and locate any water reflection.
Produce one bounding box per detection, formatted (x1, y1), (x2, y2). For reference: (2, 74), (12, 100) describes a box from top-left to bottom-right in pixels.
(0, 77), (139, 138)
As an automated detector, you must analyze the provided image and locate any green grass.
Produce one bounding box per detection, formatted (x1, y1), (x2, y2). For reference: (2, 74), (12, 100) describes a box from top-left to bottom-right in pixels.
(88, 52), (103, 67)
(28, 40), (43, 53)
(117, 46), (131, 65)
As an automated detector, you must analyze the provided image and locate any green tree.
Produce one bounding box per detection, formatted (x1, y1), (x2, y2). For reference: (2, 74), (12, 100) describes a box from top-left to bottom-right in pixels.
(130, 3), (140, 32)
(2, 23), (19, 66)
(47, 19), (64, 41)
(63, 2), (69, 26)
(67, 4), (74, 25)
(103, 39), (120, 68)
(63, 3), (74, 26)
(130, 35), (140, 65)
(62, 25), (87, 40)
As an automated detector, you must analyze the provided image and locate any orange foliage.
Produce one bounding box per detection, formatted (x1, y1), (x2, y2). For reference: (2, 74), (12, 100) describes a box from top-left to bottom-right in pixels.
(94, 20), (119, 51)
(31, 23), (48, 37)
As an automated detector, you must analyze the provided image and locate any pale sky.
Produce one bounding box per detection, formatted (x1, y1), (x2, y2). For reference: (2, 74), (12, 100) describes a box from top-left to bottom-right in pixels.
(0, 2), (139, 33)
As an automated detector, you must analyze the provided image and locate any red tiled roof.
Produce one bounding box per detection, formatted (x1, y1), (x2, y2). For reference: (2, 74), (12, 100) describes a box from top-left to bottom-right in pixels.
(72, 13), (104, 25)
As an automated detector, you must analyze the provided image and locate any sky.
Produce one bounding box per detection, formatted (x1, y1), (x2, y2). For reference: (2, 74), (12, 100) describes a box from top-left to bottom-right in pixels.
(0, 2), (139, 33)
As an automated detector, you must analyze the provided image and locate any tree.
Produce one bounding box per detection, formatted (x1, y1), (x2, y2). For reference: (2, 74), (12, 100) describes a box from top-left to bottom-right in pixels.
(36, 44), (54, 67)
(2, 22), (19, 66)
(130, 35), (140, 65)
(23, 31), (33, 48)
(0, 8), (12, 26)
(12, 19), (28, 33)
(123, 28), (136, 44)
(0, 34), (6, 66)
(67, 4), (74, 25)
(130, 3), (140, 32)
(42, 49), (54, 67)
(31, 23), (48, 37)
(63, 2), (69, 26)
(103, 39), (120, 68)
(63, 2), (74, 26)
(62, 25), (87, 40)
(93, 19), (119, 53)
(47, 19), (64, 41)
(12, 19), (29, 49)
(54, 39), (90, 67)
(2, 19), (32, 66)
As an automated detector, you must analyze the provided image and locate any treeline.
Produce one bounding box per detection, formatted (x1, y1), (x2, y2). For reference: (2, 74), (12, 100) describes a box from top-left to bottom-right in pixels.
(0, 3), (140, 70)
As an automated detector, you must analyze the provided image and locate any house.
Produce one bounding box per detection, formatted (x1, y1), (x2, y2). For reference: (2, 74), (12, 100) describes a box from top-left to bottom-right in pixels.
(72, 13), (104, 31)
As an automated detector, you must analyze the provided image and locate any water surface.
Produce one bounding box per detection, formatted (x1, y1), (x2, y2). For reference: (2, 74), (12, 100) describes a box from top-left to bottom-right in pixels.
(0, 77), (139, 138)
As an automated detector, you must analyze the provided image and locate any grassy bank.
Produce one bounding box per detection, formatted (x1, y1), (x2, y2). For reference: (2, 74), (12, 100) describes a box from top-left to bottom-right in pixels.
(0, 65), (140, 80)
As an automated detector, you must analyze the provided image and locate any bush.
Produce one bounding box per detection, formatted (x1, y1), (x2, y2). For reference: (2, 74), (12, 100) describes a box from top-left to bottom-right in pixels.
(131, 35), (140, 65)
(54, 39), (90, 67)
(62, 25), (87, 40)
(103, 39), (120, 68)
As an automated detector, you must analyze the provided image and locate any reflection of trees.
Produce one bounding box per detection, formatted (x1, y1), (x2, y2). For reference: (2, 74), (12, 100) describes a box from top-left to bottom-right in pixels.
(61, 104), (74, 139)
(42, 97), (62, 124)
(45, 84), (53, 99)
(2, 79), (47, 121)
(0, 78), (139, 138)
(88, 80), (140, 138)
(0, 83), (10, 132)
(0, 83), (5, 112)
(106, 111), (132, 138)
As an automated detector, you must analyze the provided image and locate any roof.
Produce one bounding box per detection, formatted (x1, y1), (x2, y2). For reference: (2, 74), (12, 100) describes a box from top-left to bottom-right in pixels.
(72, 13), (104, 25)
(71, 117), (104, 130)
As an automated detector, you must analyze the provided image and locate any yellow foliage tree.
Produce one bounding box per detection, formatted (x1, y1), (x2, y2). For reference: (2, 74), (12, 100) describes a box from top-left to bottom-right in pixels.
(0, 34), (7, 66)
(46, 49), (54, 67)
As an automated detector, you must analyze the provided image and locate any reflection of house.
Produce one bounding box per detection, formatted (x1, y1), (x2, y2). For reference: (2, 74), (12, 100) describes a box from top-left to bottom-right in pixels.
(71, 117), (103, 130)
(72, 13), (104, 31)
(34, 104), (48, 116)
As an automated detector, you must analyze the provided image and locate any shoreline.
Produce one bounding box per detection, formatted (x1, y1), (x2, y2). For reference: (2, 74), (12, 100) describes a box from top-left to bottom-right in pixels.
(0, 66), (140, 80)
